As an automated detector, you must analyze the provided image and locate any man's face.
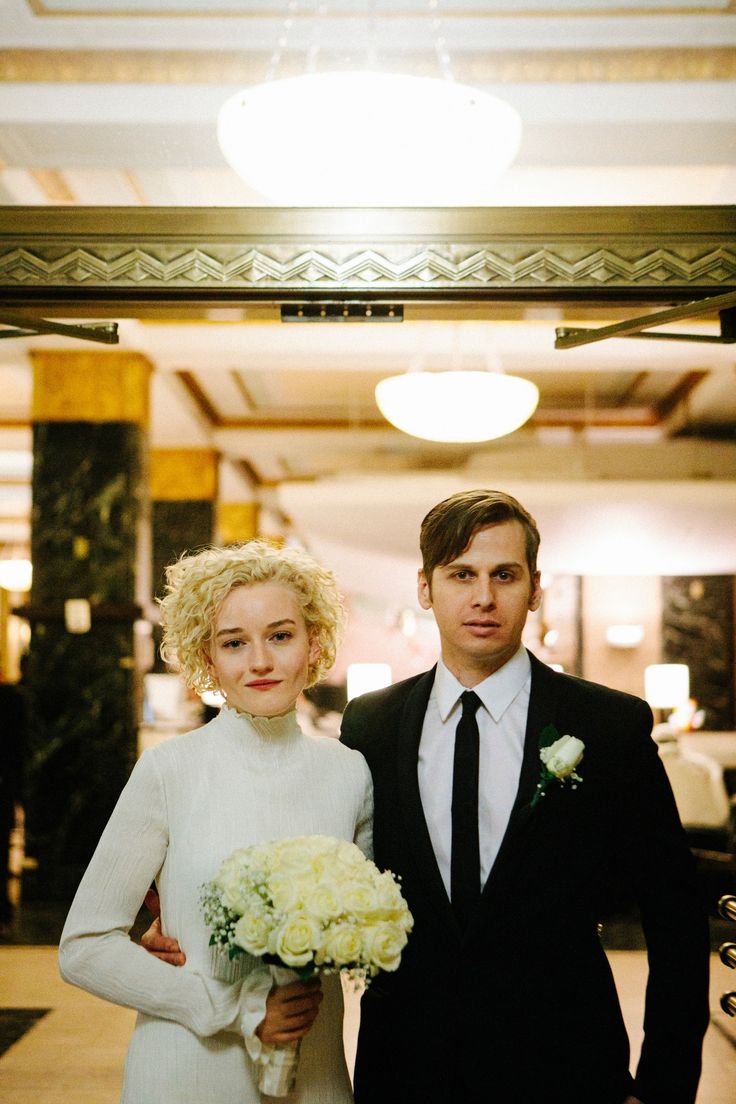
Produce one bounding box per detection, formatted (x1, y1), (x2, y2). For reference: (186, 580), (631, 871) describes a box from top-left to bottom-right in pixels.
(418, 520), (541, 687)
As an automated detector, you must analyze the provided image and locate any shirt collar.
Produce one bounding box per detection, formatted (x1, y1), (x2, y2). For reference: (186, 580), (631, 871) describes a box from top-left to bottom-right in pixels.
(435, 646), (531, 724)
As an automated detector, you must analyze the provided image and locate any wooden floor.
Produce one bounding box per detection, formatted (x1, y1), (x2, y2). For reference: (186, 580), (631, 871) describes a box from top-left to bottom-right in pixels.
(1, 946), (735, 1102)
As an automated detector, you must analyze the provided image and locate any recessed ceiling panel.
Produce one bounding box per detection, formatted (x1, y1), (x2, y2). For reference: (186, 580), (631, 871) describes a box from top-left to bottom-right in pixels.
(235, 367), (385, 420)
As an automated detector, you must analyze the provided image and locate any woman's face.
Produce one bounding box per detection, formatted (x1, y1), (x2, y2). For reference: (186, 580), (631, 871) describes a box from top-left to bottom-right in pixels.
(207, 582), (320, 718)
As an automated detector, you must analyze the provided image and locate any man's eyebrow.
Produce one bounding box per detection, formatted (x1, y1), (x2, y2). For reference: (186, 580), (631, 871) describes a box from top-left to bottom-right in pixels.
(215, 618), (297, 638)
(442, 559), (523, 571)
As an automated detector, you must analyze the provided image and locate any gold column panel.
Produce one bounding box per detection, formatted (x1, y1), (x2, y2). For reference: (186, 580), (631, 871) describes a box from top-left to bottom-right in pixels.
(31, 350), (152, 425)
(150, 448), (218, 501)
(217, 502), (259, 545)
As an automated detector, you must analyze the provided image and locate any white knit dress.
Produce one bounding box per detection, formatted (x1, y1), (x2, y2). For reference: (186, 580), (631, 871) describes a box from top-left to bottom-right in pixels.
(59, 706), (373, 1104)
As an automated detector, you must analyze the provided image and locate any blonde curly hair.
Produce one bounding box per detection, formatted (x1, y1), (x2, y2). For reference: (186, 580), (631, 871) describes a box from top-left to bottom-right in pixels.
(159, 541), (346, 693)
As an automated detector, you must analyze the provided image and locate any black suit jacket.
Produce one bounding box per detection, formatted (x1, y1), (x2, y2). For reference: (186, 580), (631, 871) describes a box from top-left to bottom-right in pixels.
(340, 652), (710, 1104)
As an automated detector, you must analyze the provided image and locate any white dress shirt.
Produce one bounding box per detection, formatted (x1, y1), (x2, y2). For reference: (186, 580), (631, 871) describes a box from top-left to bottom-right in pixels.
(417, 646), (531, 900)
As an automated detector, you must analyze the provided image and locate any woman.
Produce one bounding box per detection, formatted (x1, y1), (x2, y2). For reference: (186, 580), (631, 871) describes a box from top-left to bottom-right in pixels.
(59, 541), (373, 1104)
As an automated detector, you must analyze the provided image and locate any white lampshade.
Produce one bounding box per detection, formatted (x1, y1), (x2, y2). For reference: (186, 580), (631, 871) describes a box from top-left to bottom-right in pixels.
(217, 72), (522, 206)
(644, 664), (690, 709)
(606, 624), (645, 648)
(375, 371), (539, 443)
(0, 558), (32, 592)
(347, 663), (392, 701)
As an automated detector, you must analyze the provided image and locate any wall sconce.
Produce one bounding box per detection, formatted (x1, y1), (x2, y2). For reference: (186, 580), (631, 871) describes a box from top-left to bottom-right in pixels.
(64, 599), (92, 634)
(0, 558), (32, 593)
(606, 624), (645, 649)
(347, 663), (392, 702)
(644, 663), (690, 710)
(397, 609), (417, 638)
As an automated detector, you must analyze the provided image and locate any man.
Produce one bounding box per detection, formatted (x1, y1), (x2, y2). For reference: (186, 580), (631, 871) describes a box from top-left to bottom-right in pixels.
(339, 489), (709, 1104)
(145, 489), (709, 1103)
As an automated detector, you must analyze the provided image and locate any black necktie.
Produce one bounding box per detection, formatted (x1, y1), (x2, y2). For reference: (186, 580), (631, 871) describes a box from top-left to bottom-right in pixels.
(451, 690), (482, 927)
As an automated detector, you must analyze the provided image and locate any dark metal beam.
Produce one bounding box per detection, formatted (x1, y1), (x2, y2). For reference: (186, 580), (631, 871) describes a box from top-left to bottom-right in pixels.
(555, 291), (736, 349)
(0, 313), (119, 344)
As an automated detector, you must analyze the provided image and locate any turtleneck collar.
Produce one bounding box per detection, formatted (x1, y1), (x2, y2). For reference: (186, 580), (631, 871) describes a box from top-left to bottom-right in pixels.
(216, 704), (304, 762)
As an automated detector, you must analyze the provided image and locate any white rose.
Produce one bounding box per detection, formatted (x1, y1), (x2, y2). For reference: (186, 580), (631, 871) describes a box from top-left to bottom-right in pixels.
(268, 872), (302, 913)
(233, 911), (273, 957)
(321, 922), (364, 967)
(303, 880), (343, 923)
(540, 735), (584, 778)
(279, 839), (321, 876)
(335, 841), (367, 869)
(218, 875), (255, 915)
(272, 912), (321, 968)
(373, 871), (405, 912)
(362, 922), (408, 973)
(341, 879), (380, 918)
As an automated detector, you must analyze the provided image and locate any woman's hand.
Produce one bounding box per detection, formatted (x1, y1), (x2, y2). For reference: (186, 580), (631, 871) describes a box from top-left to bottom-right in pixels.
(256, 978), (323, 1046)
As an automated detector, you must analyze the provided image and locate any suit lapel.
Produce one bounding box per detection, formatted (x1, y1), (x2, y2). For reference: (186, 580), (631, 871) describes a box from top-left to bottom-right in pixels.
(396, 668), (459, 935)
(464, 652), (559, 941)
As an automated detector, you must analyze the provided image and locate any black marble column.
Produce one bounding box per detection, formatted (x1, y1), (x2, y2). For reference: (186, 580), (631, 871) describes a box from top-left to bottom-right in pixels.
(22, 349), (151, 901)
(662, 575), (736, 731)
(149, 450), (217, 674)
(150, 499), (214, 673)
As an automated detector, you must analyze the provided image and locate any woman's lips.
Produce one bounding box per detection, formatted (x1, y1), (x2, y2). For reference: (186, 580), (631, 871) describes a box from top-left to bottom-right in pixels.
(246, 680), (281, 690)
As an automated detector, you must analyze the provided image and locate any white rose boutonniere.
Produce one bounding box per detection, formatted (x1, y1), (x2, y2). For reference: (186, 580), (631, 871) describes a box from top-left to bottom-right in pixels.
(531, 724), (584, 808)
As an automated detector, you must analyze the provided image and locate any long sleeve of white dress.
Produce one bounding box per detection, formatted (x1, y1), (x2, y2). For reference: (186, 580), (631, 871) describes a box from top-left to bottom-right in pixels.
(58, 747), (254, 1037)
(58, 706), (373, 1104)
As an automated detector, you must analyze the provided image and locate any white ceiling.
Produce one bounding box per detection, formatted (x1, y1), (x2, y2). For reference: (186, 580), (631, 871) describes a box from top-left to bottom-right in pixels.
(0, 0), (735, 614)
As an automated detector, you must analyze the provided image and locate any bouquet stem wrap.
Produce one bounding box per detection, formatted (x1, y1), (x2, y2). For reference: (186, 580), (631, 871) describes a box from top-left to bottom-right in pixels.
(257, 966), (302, 1097)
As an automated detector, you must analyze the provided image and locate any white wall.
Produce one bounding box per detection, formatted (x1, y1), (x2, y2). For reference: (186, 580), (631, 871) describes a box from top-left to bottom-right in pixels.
(581, 575), (661, 697)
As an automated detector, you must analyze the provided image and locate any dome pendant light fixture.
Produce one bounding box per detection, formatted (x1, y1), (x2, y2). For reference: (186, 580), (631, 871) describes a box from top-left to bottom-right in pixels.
(217, 71), (522, 206)
(375, 371), (539, 443)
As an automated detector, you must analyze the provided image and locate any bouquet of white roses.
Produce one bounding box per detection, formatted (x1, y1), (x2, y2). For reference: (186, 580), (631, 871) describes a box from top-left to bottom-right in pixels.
(200, 834), (413, 1095)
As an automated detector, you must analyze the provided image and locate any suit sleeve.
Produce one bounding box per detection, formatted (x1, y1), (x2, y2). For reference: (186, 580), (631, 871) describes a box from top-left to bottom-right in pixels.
(339, 698), (362, 752)
(611, 701), (710, 1104)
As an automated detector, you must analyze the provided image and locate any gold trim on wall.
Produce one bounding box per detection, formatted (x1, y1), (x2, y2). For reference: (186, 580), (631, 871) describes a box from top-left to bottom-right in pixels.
(217, 502), (259, 545)
(29, 169), (76, 204)
(150, 448), (218, 501)
(2, 46), (734, 83)
(30, 350), (153, 424)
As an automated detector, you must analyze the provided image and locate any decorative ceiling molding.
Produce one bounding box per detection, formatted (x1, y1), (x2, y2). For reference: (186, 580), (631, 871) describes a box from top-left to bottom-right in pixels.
(0, 207), (733, 305)
(25, 0), (736, 18)
(2, 47), (734, 84)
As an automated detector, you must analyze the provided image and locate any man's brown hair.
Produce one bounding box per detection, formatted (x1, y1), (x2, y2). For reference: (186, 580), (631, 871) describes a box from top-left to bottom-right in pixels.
(419, 489), (541, 585)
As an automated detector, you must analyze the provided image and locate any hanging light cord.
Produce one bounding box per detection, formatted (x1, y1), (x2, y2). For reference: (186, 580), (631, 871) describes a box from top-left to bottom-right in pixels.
(429, 0), (454, 83)
(264, 0), (299, 83)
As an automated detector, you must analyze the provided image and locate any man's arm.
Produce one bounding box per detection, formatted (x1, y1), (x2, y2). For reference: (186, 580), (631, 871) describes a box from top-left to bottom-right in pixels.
(612, 701), (710, 1104)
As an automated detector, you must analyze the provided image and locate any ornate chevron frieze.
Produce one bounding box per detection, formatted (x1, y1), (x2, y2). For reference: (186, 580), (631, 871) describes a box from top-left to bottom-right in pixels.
(2, 245), (736, 290)
(0, 208), (734, 298)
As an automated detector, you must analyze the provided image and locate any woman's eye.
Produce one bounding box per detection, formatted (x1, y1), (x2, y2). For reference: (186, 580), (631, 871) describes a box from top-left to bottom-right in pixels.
(271, 631), (292, 643)
(223, 639), (244, 649)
